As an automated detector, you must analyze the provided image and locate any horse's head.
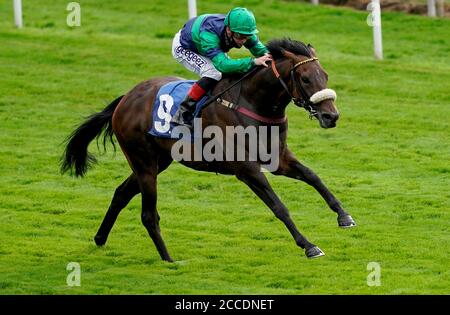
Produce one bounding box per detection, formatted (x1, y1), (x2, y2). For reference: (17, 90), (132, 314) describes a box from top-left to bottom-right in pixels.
(267, 39), (339, 128)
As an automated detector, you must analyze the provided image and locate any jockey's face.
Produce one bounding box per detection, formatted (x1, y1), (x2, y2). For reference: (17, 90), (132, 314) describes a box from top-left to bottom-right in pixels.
(226, 27), (249, 48)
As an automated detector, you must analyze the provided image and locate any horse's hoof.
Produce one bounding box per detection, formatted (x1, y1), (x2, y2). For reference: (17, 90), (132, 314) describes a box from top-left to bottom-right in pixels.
(305, 246), (325, 259)
(94, 235), (106, 246)
(338, 214), (356, 228)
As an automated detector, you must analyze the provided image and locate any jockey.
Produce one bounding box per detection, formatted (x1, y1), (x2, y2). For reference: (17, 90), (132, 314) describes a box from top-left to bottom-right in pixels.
(171, 7), (272, 126)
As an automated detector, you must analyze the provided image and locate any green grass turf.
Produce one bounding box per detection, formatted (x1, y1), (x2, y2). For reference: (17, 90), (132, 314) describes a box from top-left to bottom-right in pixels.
(0, 0), (449, 294)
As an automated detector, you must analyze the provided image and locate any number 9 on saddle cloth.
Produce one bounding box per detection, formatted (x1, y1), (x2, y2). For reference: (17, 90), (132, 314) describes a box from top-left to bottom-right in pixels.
(150, 80), (209, 138)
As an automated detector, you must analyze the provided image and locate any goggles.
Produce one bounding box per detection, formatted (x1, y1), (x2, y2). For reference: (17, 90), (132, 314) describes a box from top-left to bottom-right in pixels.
(232, 32), (251, 40)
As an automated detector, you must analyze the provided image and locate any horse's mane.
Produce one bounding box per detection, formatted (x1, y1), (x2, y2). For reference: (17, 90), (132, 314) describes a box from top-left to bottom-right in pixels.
(266, 38), (313, 59)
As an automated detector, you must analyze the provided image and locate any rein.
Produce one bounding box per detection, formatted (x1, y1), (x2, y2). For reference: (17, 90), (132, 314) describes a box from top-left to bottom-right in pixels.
(202, 66), (260, 108)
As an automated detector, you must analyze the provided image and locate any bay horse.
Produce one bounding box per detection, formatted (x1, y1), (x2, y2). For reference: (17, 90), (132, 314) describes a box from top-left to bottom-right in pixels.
(61, 38), (356, 262)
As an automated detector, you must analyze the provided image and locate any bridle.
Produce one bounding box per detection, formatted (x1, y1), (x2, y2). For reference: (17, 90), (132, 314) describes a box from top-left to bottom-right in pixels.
(203, 53), (337, 125)
(271, 56), (320, 119)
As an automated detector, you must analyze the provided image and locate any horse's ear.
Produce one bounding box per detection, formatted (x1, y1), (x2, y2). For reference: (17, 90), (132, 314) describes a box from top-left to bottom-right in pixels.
(308, 44), (317, 57)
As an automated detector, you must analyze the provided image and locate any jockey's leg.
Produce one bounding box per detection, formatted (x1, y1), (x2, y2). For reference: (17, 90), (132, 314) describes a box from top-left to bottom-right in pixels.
(172, 77), (218, 126)
(171, 31), (221, 126)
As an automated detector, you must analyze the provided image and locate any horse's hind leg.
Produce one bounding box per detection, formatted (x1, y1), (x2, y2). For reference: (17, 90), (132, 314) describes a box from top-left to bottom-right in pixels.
(138, 169), (173, 262)
(274, 150), (356, 228)
(94, 152), (173, 247)
(125, 140), (173, 262)
(94, 173), (140, 246)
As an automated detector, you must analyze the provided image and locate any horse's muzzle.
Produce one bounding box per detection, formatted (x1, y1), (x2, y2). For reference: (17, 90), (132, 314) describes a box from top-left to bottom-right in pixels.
(318, 111), (339, 128)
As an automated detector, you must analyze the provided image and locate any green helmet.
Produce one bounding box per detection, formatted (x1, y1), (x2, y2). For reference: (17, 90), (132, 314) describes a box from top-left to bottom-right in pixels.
(224, 7), (259, 35)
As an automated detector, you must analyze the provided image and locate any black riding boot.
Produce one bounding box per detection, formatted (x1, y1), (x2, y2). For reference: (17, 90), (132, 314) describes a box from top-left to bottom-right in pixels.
(172, 95), (197, 127)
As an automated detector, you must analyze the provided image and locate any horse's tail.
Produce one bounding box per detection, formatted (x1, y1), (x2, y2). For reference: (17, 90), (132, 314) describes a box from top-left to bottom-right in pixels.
(60, 95), (124, 177)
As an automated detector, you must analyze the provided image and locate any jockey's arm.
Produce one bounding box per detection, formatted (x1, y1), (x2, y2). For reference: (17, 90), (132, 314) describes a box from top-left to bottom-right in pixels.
(244, 34), (269, 57)
(212, 53), (254, 73)
(198, 32), (256, 74)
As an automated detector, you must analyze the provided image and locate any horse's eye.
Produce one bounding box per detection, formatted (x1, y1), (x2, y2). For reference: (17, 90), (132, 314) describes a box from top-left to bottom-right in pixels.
(301, 76), (310, 84)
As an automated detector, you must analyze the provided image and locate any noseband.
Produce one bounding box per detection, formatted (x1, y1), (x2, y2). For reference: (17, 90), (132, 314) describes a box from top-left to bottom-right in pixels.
(271, 57), (336, 119)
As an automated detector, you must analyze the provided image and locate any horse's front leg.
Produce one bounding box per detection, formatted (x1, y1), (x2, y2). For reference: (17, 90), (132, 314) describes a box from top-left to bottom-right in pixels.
(236, 164), (325, 259)
(274, 150), (356, 228)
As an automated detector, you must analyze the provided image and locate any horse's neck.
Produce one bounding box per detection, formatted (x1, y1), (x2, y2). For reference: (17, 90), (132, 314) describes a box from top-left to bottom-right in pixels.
(218, 59), (293, 118)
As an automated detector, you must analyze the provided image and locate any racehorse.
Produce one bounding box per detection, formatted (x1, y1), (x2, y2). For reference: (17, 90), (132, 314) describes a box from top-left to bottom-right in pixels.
(61, 38), (356, 262)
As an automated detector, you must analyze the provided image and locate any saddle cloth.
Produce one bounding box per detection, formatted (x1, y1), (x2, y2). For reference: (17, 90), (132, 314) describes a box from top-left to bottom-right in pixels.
(149, 80), (208, 138)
